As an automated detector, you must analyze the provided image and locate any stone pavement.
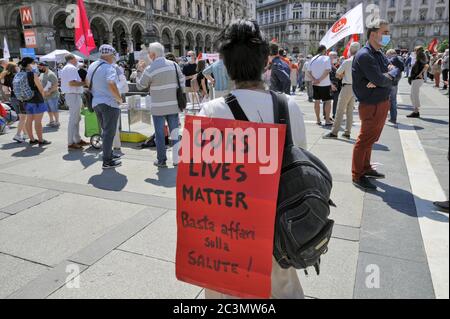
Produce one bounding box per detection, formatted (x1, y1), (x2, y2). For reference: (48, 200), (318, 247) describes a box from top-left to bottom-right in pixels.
(0, 78), (448, 299)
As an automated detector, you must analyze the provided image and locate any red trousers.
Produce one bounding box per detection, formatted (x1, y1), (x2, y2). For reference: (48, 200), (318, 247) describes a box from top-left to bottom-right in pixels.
(352, 100), (390, 181)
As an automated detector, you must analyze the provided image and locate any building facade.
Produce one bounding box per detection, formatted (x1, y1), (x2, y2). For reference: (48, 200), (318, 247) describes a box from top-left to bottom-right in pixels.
(256, 0), (346, 56)
(0, 0), (253, 57)
(346, 0), (449, 51)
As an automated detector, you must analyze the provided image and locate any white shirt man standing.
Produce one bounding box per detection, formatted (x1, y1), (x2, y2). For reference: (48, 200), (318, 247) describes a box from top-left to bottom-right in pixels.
(324, 42), (361, 139)
(60, 54), (88, 150)
(307, 45), (333, 125)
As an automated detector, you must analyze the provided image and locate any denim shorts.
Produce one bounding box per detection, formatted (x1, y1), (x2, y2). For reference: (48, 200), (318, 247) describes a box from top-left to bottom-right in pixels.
(25, 102), (48, 115)
(45, 97), (59, 113)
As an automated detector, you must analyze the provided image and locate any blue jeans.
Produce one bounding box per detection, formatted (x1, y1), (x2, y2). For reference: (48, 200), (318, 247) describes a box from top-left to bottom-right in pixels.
(152, 113), (179, 163)
(389, 85), (398, 122)
(94, 104), (120, 163)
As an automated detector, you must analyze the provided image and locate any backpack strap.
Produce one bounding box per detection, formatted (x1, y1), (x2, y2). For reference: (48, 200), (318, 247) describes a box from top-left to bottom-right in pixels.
(270, 91), (293, 147)
(89, 62), (106, 90)
(224, 93), (249, 121)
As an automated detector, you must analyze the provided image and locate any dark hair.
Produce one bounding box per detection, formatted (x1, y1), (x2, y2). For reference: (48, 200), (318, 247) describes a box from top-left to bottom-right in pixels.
(217, 19), (269, 82)
(196, 59), (206, 73)
(317, 45), (327, 55)
(366, 19), (389, 40)
(20, 57), (34, 68)
(165, 52), (177, 63)
(65, 54), (76, 62)
(269, 42), (279, 56)
(416, 51), (428, 64)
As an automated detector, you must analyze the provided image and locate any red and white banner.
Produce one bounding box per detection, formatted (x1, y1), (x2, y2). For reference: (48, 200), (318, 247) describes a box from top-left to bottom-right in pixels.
(320, 3), (364, 50)
(75, 0), (96, 56)
(20, 6), (33, 26)
(343, 34), (360, 58)
(23, 29), (37, 48)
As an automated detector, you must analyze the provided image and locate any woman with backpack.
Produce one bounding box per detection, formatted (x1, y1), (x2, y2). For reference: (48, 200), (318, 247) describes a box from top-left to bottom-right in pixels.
(198, 19), (307, 299)
(17, 57), (51, 146)
(3, 62), (28, 143)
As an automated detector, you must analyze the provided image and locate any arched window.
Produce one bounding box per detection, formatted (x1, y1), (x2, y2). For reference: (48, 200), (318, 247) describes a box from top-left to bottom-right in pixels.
(187, 0), (192, 18)
(176, 0), (181, 15)
(163, 0), (168, 11)
(197, 4), (202, 19)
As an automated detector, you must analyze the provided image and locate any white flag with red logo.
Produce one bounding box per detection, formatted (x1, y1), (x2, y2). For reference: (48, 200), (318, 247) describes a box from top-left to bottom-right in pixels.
(320, 3), (364, 50)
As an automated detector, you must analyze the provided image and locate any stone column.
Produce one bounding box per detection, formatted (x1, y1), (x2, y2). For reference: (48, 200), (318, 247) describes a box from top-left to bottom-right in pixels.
(108, 31), (114, 45)
(125, 34), (134, 53)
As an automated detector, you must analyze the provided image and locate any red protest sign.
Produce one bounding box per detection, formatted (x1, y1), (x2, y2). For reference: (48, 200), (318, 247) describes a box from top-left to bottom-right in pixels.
(23, 29), (37, 48)
(176, 115), (286, 299)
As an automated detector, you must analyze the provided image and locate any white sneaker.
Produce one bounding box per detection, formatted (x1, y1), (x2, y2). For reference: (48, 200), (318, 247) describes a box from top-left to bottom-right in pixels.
(13, 135), (25, 143)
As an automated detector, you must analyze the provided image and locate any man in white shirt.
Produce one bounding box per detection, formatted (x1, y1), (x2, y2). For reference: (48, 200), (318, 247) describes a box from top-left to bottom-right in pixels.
(302, 54), (314, 102)
(60, 54), (88, 150)
(307, 45), (333, 126)
(324, 42), (361, 139)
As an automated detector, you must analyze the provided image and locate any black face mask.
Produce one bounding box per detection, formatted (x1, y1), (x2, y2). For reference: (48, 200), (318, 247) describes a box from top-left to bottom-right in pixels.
(38, 69), (45, 73)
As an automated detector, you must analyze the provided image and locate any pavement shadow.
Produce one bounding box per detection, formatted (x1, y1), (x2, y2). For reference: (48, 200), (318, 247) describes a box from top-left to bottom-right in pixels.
(62, 151), (100, 169)
(371, 180), (449, 223)
(320, 137), (390, 151)
(43, 127), (59, 134)
(418, 118), (449, 125)
(88, 169), (128, 191)
(145, 167), (177, 188)
(1, 142), (26, 150)
(11, 145), (46, 157)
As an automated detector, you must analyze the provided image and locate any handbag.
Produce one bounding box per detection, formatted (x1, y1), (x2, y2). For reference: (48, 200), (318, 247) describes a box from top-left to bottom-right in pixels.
(85, 62), (105, 112)
(173, 63), (187, 111)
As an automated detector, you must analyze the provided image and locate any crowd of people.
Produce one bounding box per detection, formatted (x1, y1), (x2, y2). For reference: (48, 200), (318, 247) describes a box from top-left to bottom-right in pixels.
(0, 16), (448, 298)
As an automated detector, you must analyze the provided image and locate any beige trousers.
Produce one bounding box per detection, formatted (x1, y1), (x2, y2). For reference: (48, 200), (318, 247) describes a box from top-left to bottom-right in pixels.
(205, 257), (304, 299)
(410, 79), (424, 112)
(331, 84), (355, 135)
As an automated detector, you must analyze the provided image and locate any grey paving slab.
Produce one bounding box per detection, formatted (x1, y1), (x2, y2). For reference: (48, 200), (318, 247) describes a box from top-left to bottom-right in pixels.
(364, 179), (416, 205)
(329, 181), (365, 228)
(0, 212), (10, 220)
(1, 190), (62, 215)
(297, 238), (359, 299)
(0, 173), (176, 210)
(63, 158), (177, 198)
(0, 193), (145, 266)
(48, 250), (202, 299)
(68, 207), (168, 266)
(332, 224), (360, 242)
(0, 182), (46, 209)
(359, 199), (427, 263)
(7, 260), (88, 299)
(119, 210), (177, 263)
(0, 253), (50, 299)
(353, 252), (434, 299)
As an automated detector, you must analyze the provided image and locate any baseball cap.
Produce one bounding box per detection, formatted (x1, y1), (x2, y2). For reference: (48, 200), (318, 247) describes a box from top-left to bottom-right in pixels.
(38, 61), (49, 67)
(99, 44), (117, 55)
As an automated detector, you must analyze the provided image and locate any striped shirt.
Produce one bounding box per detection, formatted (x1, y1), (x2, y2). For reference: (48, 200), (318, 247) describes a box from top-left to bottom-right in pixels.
(136, 57), (185, 116)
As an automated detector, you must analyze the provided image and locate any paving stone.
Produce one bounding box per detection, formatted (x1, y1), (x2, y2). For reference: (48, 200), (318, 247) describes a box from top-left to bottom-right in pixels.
(359, 199), (427, 263)
(329, 181), (365, 228)
(0, 193), (145, 266)
(0, 182), (46, 209)
(7, 260), (87, 299)
(0, 212), (10, 220)
(1, 190), (62, 215)
(297, 238), (359, 299)
(0, 253), (49, 299)
(353, 252), (434, 299)
(48, 250), (202, 299)
(119, 210), (177, 263)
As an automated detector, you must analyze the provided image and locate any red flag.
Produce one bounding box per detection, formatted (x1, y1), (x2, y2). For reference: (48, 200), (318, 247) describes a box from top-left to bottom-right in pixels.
(75, 0), (96, 56)
(428, 38), (439, 54)
(271, 38), (277, 43)
(343, 34), (359, 58)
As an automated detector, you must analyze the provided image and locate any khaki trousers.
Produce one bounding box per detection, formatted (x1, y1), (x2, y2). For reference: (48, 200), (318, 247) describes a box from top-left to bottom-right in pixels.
(205, 257), (304, 299)
(331, 84), (354, 135)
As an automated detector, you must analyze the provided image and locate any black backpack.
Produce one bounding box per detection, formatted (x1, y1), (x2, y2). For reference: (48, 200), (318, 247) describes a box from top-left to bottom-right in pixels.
(225, 91), (335, 275)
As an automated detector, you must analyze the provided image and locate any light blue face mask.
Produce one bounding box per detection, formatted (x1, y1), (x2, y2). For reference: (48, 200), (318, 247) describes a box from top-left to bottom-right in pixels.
(381, 35), (391, 47)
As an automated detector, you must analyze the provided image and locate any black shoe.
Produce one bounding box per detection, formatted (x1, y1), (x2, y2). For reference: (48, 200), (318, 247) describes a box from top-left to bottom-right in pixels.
(364, 169), (385, 179)
(389, 119), (397, 125)
(407, 112), (420, 118)
(29, 139), (39, 145)
(102, 160), (122, 169)
(433, 201), (449, 212)
(154, 160), (168, 168)
(353, 176), (377, 190)
(38, 140), (51, 146)
(323, 133), (338, 139)
(342, 133), (351, 139)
